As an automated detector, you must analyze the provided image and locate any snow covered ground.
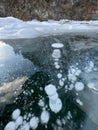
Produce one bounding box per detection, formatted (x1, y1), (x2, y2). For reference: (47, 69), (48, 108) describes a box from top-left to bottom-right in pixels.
(0, 17), (98, 39)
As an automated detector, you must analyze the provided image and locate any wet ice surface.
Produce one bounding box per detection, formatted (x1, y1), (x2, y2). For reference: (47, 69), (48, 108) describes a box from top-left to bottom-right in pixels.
(1, 34), (98, 130)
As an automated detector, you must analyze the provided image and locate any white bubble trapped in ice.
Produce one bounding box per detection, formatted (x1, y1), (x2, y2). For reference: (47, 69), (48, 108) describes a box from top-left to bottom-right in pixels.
(4, 121), (16, 130)
(57, 73), (62, 79)
(75, 82), (84, 91)
(38, 99), (45, 107)
(59, 79), (64, 87)
(49, 98), (62, 113)
(49, 93), (58, 101)
(45, 84), (62, 113)
(40, 110), (50, 124)
(87, 82), (95, 89)
(12, 109), (21, 120)
(20, 123), (30, 130)
(55, 64), (60, 69)
(76, 98), (83, 106)
(15, 116), (23, 129)
(52, 49), (61, 59)
(0, 41), (14, 60)
(30, 117), (39, 129)
(45, 84), (57, 96)
(51, 43), (64, 48)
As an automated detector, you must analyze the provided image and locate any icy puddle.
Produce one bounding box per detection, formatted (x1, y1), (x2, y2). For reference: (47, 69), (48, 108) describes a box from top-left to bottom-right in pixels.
(0, 34), (98, 130)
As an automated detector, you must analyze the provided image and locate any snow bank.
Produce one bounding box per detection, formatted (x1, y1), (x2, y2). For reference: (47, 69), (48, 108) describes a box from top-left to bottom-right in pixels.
(0, 17), (98, 39)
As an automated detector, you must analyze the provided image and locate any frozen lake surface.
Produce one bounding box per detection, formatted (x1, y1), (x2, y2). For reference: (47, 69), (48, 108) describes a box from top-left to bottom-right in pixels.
(0, 34), (98, 130)
(0, 17), (98, 130)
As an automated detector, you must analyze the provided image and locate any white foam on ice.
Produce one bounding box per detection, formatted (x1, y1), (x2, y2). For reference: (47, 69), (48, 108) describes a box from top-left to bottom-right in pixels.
(0, 17), (98, 39)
